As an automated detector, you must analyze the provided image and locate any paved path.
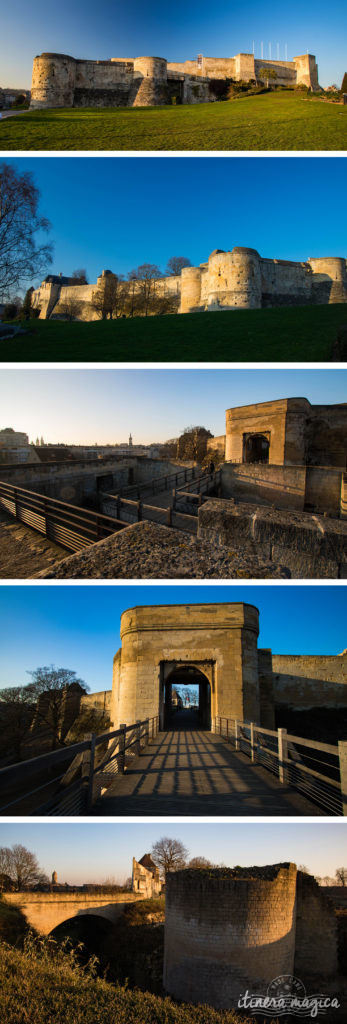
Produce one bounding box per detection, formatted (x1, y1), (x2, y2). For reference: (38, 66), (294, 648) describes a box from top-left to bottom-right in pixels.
(93, 730), (324, 816)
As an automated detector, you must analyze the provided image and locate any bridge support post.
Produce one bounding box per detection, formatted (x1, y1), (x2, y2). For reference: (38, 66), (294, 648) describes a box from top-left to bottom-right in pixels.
(136, 719), (141, 755)
(81, 733), (95, 810)
(137, 500), (142, 521)
(235, 720), (240, 751)
(338, 741), (347, 815)
(278, 728), (288, 784)
(119, 724), (126, 773)
(86, 734), (96, 811)
(172, 488), (176, 509)
(250, 722), (256, 763)
(166, 506), (172, 527)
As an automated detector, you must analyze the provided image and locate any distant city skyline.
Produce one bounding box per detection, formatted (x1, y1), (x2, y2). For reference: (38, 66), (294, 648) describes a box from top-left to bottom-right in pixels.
(0, 369), (346, 446)
(4, 158), (347, 292)
(1, 1), (346, 89)
(0, 822), (345, 883)
(0, 585), (345, 694)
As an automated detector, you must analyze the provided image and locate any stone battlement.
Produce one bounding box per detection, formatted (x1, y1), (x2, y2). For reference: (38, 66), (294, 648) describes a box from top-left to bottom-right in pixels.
(30, 50), (320, 109)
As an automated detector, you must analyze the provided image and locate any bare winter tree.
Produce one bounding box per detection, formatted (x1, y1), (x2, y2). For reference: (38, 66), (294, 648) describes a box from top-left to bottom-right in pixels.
(57, 295), (83, 321)
(0, 686), (36, 761)
(336, 867), (347, 886)
(151, 837), (188, 876)
(136, 263), (162, 316)
(126, 269), (139, 318)
(0, 844), (43, 890)
(91, 274), (126, 320)
(187, 857), (214, 869)
(26, 665), (89, 750)
(0, 162), (53, 299)
(70, 268), (88, 284)
(165, 256), (192, 277)
(176, 425), (213, 462)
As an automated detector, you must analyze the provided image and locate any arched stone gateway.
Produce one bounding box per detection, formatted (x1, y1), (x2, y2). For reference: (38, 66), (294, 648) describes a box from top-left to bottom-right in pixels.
(162, 663), (212, 730)
(111, 603), (274, 731)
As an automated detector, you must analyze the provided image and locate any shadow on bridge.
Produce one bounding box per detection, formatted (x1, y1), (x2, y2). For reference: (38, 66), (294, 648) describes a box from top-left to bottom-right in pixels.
(92, 730), (324, 817)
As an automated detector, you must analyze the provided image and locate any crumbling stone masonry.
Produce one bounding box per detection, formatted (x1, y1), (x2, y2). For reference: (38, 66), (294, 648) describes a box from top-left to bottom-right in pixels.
(163, 864), (338, 1010)
(30, 51), (319, 109)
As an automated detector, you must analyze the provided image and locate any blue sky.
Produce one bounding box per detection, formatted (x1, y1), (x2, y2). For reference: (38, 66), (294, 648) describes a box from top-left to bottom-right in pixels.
(0, 369), (345, 445)
(0, 585), (345, 694)
(4, 157), (347, 288)
(1, 0), (346, 89)
(0, 822), (345, 882)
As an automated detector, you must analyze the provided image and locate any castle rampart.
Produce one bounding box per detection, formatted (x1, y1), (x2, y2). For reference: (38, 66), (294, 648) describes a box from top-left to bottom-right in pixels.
(163, 864), (338, 1010)
(31, 247), (347, 322)
(30, 51), (320, 109)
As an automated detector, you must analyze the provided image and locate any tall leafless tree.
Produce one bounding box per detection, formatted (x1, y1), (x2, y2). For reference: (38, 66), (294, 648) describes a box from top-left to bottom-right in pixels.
(151, 836), (188, 876)
(165, 256), (192, 277)
(0, 162), (53, 299)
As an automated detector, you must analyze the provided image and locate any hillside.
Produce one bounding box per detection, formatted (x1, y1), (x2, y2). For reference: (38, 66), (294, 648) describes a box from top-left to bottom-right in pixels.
(0, 937), (253, 1024)
(0, 92), (346, 150)
(2, 304), (346, 362)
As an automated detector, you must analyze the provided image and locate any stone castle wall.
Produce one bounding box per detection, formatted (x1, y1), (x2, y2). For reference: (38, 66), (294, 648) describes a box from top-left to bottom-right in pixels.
(31, 247), (347, 322)
(220, 462), (346, 517)
(164, 865), (338, 1010)
(179, 248), (347, 313)
(31, 270), (180, 321)
(164, 865), (298, 1009)
(272, 651), (347, 710)
(30, 51), (320, 109)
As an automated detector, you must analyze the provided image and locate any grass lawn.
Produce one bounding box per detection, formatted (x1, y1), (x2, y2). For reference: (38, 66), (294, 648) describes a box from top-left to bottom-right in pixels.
(0, 93), (346, 150)
(2, 304), (346, 362)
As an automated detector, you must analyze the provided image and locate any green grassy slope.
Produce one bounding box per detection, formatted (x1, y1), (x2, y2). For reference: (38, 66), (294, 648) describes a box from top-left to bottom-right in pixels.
(2, 304), (346, 362)
(1, 93), (346, 150)
(0, 939), (253, 1024)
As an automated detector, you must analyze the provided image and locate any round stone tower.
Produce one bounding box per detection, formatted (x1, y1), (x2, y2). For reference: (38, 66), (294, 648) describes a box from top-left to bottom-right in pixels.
(206, 248), (262, 310)
(132, 57), (168, 106)
(30, 53), (76, 108)
(179, 267), (202, 313)
(164, 864), (298, 1010)
(308, 257), (347, 303)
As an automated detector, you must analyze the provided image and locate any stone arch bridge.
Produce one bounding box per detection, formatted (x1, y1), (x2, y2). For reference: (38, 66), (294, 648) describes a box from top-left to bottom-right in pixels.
(4, 892), (142, 935)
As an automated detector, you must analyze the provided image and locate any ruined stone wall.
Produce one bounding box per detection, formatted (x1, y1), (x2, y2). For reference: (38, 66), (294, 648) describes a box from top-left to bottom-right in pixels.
(110, 603), (261, 730)
(164, 865), (298, 1009)
(272, 652), (347, 709)
(198, 499), (347, 578)
(294, 872), (338, 977)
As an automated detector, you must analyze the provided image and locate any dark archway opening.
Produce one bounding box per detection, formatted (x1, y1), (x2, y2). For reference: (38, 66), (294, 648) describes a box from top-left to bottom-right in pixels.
(163, 665), (211, 730)
(244, 433), (270, 464)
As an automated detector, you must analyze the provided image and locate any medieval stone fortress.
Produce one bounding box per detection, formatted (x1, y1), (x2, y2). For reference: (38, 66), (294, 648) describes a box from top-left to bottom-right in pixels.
(30, 51), (320, 109)
(30, 247), (347, 321)
(0, 395), (346, 579)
